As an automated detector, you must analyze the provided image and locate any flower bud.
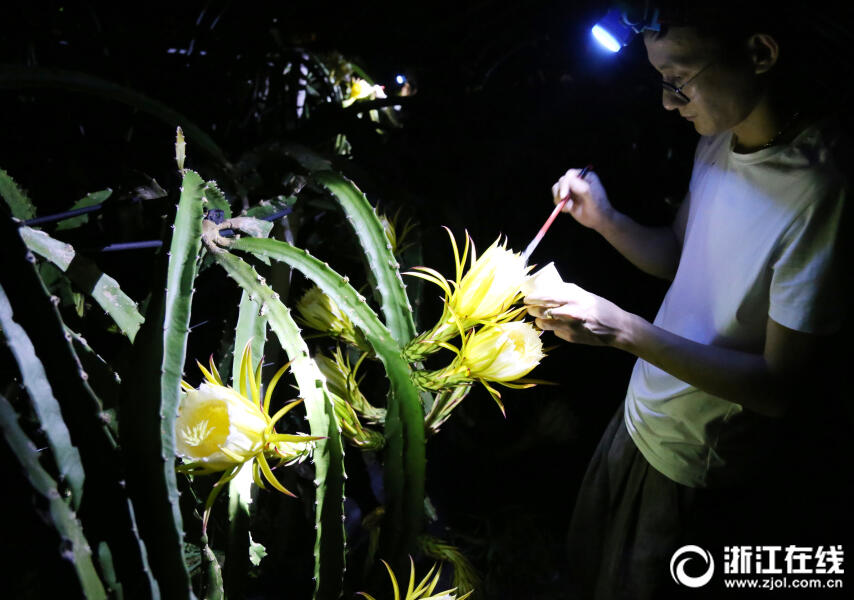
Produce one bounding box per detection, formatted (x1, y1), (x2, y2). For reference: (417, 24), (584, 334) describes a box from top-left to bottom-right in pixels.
(296, 286), (370, 351)
(316, 349), (385, 424)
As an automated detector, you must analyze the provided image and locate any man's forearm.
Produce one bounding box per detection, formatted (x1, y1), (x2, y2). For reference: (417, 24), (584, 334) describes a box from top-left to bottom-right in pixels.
(596, 210), (680, 280)
(615, 313), (788, 417)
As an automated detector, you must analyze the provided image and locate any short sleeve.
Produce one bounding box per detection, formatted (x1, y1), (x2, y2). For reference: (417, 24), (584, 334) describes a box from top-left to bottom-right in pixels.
(769, 178), (846, 334)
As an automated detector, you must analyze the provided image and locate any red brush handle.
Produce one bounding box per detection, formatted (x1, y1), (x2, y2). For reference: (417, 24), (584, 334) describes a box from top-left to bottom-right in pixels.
(536, 200), (567, 242)
(522, 164), (592, 263)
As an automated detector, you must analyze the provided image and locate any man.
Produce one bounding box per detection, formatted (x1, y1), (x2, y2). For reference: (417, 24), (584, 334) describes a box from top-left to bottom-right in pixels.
(525, 2), (849, 598)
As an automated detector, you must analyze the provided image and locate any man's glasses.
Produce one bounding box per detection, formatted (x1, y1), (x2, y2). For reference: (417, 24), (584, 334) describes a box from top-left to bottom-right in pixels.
(660, 61), (716, 103)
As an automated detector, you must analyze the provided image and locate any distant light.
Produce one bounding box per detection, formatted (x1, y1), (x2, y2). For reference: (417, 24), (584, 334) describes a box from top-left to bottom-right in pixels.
(395, 74), (406, 85)
(591, 25), (621, 53)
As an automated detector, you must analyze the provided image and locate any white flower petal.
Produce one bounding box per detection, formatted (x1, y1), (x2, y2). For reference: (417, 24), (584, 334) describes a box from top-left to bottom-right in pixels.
(176, 382), (267, 469)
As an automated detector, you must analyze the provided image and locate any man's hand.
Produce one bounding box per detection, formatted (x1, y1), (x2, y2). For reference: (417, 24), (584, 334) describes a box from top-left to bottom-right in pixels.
(551, 168), (614, 232)
(526, 282), (819, 417)
(550, 168), (682, 280)
(525, 283), (632, 347)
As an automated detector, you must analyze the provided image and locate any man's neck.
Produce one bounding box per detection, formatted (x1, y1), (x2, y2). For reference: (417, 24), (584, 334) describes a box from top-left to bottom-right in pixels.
(731, 95), (795, 153)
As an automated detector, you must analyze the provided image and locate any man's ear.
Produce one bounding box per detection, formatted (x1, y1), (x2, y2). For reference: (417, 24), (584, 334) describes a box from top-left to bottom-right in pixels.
(746, 33), (779, 74)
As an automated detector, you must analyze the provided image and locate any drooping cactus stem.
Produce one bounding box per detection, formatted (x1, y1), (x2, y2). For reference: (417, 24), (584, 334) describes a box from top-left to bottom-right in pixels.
(213, 249), (347, 600)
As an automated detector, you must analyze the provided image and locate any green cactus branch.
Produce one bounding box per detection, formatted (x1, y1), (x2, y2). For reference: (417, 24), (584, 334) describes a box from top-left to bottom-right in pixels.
(0, 394), (107, 600)
(273, 151), (434, 554)
(65, 326), (122, 419)
(200, 539), (225, 600)
(156, 168), (206, 597)
(0, 281), (86, 508)
(203, 180), (232, 220)
(314, 170), (416, 345)
(19, 226), (76, 269)
(225, 290), (269, 597)
(212, 249), (346, 600)
(55, 189), (113, 231)
(2, 214), (159, 598)
(229, 236), (425, 561)
(230, 238), (396, 362)
(0, 167), (36, 220)
(2, 169), (145, 343)
(119, 170), (206, 599)
(19, 226), (145, 342)
(281, 144), (417, 346)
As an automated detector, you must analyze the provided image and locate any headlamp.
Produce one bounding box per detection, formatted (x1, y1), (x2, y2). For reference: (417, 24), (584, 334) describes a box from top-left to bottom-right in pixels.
(591, 4), (661, 53)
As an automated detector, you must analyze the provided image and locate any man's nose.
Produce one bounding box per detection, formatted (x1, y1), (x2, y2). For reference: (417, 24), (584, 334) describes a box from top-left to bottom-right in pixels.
(662, 91), (681, 111)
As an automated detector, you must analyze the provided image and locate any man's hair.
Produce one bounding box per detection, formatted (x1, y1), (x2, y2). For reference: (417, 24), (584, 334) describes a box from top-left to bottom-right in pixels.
(625, 0), (854, 115)
(639, 1), (792, 51)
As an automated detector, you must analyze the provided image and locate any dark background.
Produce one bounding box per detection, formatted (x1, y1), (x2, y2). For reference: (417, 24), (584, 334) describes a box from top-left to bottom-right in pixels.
(1, 1), (852, 598)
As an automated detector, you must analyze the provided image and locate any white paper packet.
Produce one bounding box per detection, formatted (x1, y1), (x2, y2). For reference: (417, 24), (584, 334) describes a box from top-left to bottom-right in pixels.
(520, 262), (565, 299)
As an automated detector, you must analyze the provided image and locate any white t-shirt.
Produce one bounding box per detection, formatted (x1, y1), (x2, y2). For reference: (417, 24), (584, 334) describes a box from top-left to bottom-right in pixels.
(624, 121), (847, 488)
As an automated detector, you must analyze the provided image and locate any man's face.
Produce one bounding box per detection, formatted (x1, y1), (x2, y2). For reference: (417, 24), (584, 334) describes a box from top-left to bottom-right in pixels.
(644, 27), (761, 136)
